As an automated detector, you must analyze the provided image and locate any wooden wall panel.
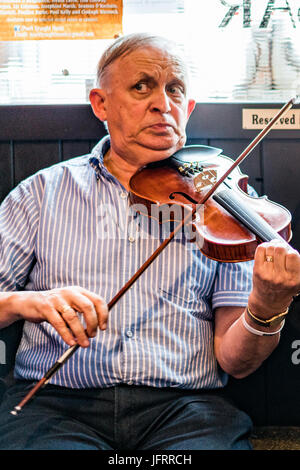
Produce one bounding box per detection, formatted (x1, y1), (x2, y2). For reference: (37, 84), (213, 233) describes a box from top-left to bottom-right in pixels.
(14, 141), (60, 186)
(89, 139), (102, 152)
(225, 366), (268, 426)
(187, 102), (300, 140)
(186, 138), (208, 146)
(0, 105), (106, 140)
(0, 142), (13, 201)
(262, 140), (300, 250)
(62, 140), (91, 161)
(262, 140), (300, 211)
(263, 299), (300, 425)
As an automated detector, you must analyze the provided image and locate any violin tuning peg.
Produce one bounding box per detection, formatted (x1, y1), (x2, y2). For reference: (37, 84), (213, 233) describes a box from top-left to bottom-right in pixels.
(178, 166), (189, 176)
(194, 162), (203, 173)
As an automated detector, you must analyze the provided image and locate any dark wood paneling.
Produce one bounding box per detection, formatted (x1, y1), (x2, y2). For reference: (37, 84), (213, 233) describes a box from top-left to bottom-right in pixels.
(0, 142), (13, 201)
(228, 299), (300, 426)
(262, 139), (300, 211)
(0, 322), (23, 381)
(62, 140), (91, 161)
(14, 141), (60, 186)
(262, 139), (300, 250)
(263, 299), (300, 425)
(225, 366), (268, 426)
(0, 105), (106, 140)
(89, 139), (101, 151)
(291, 205), (300, 254)
(187, 103), (300, 140)
(186, 138), (208, 146)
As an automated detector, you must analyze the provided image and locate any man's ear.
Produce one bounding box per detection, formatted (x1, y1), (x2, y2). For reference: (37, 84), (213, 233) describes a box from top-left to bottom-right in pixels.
(187, 99), (196, 120)
(89, 88), (108, 122)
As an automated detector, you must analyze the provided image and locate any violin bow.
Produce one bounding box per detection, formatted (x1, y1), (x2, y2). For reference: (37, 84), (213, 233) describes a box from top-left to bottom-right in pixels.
(10, 96), (297, 415)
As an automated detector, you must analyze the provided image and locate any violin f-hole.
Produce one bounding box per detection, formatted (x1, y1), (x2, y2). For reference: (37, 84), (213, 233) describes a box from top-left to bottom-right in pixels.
(169, 191), (198, 204)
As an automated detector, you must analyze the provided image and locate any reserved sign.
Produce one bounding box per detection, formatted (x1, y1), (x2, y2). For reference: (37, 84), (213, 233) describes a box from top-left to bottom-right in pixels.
(242, 108), (300, 130)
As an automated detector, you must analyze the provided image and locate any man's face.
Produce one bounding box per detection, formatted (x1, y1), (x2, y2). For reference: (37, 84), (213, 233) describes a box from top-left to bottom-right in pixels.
(93, 45), (195, 166)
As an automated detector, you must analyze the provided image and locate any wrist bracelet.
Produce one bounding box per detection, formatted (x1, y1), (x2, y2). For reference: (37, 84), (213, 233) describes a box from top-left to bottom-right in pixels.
(246, 305), (289, 327)
(242, 311), (285, 337)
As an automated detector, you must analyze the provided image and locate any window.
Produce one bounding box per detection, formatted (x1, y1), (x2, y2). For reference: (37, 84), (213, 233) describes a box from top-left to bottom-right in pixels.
(0, 0), (299, 104)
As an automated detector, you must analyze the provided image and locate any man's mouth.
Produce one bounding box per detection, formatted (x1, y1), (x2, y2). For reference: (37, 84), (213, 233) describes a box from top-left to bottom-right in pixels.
(147, 123), (175, 134)
(149, 122), (172, 129)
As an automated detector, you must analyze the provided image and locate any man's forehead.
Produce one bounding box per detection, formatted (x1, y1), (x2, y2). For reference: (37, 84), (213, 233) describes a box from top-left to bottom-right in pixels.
(117, 46), (187, 79)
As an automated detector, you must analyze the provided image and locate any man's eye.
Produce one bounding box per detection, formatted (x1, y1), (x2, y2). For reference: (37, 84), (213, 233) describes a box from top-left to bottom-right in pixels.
(168, 84), (184, 95)
(134, 82), (148, 92)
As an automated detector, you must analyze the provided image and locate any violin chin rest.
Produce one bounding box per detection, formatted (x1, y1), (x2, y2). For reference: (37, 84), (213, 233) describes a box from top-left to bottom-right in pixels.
(172, 145), (223, 164)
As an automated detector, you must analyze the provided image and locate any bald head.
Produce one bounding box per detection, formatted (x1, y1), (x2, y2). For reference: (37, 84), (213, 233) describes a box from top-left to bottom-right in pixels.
(96, 33), (189, 90)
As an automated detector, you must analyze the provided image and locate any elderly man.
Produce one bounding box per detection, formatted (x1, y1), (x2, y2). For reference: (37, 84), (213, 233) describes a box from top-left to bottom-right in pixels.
(0, 33), (299, 450)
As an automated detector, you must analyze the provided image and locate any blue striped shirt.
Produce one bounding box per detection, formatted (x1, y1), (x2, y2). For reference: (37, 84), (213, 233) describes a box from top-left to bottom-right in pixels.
(0, 136), (254, 389)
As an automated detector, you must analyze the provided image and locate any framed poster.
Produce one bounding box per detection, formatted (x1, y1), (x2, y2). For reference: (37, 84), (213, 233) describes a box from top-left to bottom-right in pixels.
(0, 0), (123, 40)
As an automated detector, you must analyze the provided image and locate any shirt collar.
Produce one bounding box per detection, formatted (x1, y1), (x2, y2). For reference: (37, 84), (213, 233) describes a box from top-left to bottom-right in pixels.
(89, 135), (114, 181)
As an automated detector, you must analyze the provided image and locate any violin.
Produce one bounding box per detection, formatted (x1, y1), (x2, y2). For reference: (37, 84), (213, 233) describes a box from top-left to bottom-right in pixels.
(10, 97), (297, 415)
(129, 144), (292, 262)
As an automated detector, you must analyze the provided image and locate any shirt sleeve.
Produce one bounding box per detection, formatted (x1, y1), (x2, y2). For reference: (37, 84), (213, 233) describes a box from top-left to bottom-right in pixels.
(212, 259), (254, 309)
(0, 179), (40, 291)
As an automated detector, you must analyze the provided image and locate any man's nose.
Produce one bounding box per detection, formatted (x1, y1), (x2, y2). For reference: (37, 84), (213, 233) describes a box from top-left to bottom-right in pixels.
(150, 89), (171, 113)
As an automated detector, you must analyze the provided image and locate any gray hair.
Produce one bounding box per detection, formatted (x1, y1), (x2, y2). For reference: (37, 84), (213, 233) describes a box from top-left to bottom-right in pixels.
(96, 32), (188, 88)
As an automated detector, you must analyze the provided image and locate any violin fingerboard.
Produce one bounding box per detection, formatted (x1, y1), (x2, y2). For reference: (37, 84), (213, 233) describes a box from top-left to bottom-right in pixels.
(213, 189), (285, 243)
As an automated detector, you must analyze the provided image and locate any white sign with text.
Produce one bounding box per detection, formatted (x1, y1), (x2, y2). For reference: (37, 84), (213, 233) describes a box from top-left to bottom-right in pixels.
(242, 108), (300, 130)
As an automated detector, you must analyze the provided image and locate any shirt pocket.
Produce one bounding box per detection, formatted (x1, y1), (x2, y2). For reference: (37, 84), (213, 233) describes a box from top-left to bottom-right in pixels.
(158, 275), (213, 321)
(158, 285), (197, 310)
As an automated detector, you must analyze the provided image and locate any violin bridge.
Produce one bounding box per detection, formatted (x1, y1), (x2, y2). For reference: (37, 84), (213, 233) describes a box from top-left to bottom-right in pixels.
(194, 169), (217, 192)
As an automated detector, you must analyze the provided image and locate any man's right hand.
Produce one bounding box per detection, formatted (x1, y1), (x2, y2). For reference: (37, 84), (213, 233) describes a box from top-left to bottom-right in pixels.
(0, 286), (109, 347)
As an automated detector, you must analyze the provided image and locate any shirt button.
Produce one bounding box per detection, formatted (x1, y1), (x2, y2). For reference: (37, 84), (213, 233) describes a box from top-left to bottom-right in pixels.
(127, 380), (133, 385)
(126, 330), (133, 338)
(120, 191), (127, 199)
(128, 236), (135, 243)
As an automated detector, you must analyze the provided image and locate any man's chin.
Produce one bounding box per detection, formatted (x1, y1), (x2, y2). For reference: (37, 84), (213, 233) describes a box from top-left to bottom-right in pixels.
(140, 147), (177, 165)
(138, 138), (184, 159)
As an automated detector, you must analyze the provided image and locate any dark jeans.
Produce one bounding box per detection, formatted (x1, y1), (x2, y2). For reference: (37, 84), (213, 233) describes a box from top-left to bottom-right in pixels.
(0, 381), (253, 450)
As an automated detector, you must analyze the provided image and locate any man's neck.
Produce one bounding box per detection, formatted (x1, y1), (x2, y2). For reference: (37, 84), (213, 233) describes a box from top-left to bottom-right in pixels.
(103, 148), (140, 191)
